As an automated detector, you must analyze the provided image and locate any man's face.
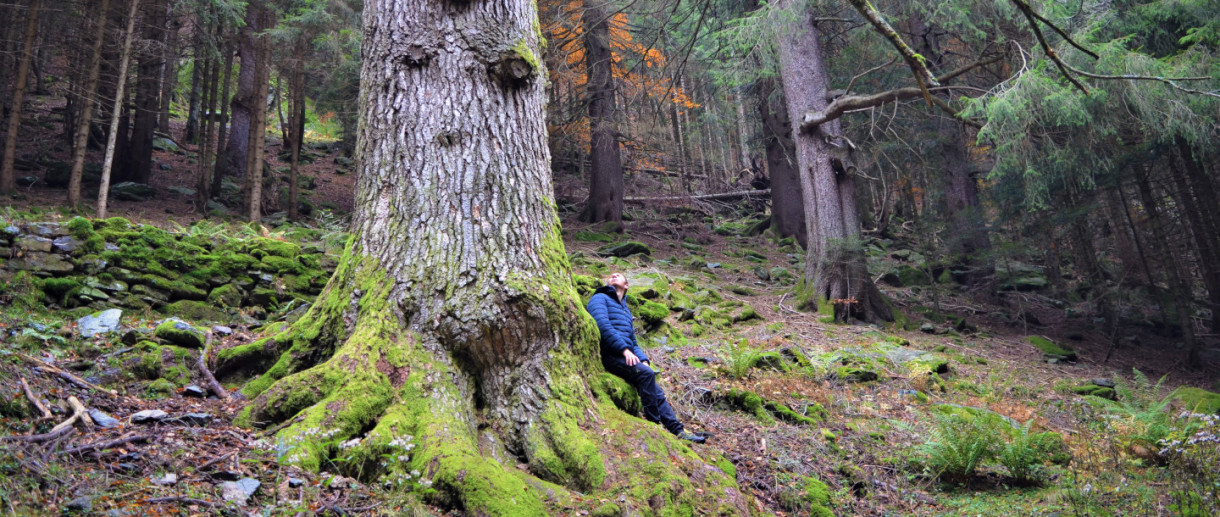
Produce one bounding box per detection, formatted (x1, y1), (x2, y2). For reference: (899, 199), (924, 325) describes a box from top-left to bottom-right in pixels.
(608, 273), (629, 290)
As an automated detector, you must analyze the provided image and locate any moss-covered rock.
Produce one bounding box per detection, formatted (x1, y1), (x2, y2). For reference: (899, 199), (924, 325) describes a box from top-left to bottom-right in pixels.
(1028, 336), (1077, 362)
(208, 284), (244, 307)
(162, 300), (229, 322)
(834, 366), (880, 383)
(1033, 431), (1072, 466)
(154, 319), (206, 348)
(633, 299), (669, 327)
(1172, 387), (1220, 414)
(596, 241), (651, 258)
(1072, 384), (1117, 400)
(590, 373), (641, 416)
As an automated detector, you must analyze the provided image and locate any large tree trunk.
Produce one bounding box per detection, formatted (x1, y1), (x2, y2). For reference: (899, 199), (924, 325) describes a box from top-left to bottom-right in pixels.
(212, 1), (746, 514)
(1135, 165), (1199, 367)
(128, 0), (167, 185)
(183, 29), (204, 143)
(98, 0), (141, 218)
(0, 0), (40, 195)
(210, 40), (234, 198)
(158, 5), (180, 133)
(776, 7), (891, 322)
(215, 1), (262, 181)
(758, 78), (805, 247)
(578, 0), (625, 227)
(939, 120), (993, 283)
(68, 0), (113, 209)
(1173, 139), (1220, 333)
(286, 42), (305, 221)
(243, 8), (272, 222)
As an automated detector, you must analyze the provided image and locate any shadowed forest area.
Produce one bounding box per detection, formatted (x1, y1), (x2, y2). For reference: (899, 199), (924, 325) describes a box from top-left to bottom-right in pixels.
(1, 0), (1219, 515)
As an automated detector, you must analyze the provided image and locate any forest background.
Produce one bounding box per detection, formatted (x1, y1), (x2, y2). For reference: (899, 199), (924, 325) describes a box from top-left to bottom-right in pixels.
(0, 0), (1219, 515)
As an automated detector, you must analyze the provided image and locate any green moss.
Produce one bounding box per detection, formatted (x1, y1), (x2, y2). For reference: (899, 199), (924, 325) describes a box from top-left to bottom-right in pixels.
(803, 476), (834, 517)
(162, 300), (229, 322)
(1033, 431), (1072, 466)
(42, 277), (81, 297)
(714, 458), (737, 480)
(207, 284), (244, 307)
(590, 372), (642, 415)
(573, 230), (615, 242)
(1072, 384), (1117, 400)
(1028, 336), (1077, 361)
(1172, 387), (1220, 414)
(133, 345), (163, 380)
(635, 299), (669, 326)
(834, 366), (879, 383)
(66, 217), (95, 239)
(146, 378), (176, 398)
(154, 319), (206, 348)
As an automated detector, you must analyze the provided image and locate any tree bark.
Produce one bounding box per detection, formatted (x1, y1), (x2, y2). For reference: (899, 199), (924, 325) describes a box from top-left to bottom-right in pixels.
(1135, 165), (1199, 367)
(128, 0), (167, 185)
(757, 78), (805, 247)
(68, 0), (113, 209)
(211, 1), (746, 513)
(939, 121), (992, 283)
(578, 0), (625, 227)
(195, 39), (216, 210)
(158, 4), (180, 132)
(210, 40), (234, 198)
(98, 0), (141, 218)
(287, 43), (305, 221)
(1173, 139), (1220, 332)
(0, 0), (41, 195)
(776, 6), (891, 323)
(216, 1), (262, 181)
(184, 29), (203, 143)
(243, 8), (272, 222)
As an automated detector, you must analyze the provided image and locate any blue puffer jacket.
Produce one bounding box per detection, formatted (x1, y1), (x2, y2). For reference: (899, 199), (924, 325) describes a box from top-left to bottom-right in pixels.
(586, 285), (650, 363)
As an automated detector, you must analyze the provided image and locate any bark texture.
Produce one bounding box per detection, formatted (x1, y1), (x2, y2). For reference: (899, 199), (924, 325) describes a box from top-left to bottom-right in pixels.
(215, 1), (263, 181)
(579, 0), (625, 227)
(776, 7), (891, 323)
(128, 0), (167, 184)
(0, 0), (40, 195)
(213, 1), (746, 514)
(758, 78), (806, 247)
(69, 0), (111, 208)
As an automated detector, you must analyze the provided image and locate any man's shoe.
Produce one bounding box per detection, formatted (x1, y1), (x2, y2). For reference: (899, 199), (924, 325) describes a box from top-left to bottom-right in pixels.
(677, 430), (707, 444)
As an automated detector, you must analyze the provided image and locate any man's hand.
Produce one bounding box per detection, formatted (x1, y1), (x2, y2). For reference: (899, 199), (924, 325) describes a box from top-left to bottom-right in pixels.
(623, 349), (640, 366)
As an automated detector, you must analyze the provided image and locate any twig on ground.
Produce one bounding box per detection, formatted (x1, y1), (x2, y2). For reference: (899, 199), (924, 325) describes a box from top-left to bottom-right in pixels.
(142, 496), (227, 508)
(196, 451), (235, 472)
(21, 353), (119, 396)
(46, 397), (88, 434)
(20, 377), (52, 420)
(198, 332), (230, 400)
(0, 426), (76, 443)
(58, 433), (151, 456)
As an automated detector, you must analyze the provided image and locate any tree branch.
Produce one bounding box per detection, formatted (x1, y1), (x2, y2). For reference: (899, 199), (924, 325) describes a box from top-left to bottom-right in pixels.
(1012, 0), (1090, 94)
(624, 189), (769, 204)
(847, 0), (939, 104)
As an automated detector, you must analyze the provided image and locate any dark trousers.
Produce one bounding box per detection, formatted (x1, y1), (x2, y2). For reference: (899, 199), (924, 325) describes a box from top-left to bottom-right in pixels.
(603, 355), (684, 435)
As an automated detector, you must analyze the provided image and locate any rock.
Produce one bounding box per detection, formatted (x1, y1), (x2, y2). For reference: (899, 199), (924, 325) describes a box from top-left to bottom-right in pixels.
(1067, 331), (1084, 341)
(597, 241), (651, 258)
(919, 323), (937, 334)
(109, 182), (156, 201)
(288, 477), (305, 488)
(31, 223), (64, 237)
(64, 495), (94, 513)
(130, 410), (169, 423)
(2, 225), (19, 239)
(87, 409), (121, 429)
(212, 470), (241, 481)
(7, 252), (75, 273)
(154, 319), (206, 348)
(162, 300), (228, 322)
(15, 235), (53, 252)
(661, 346), (676, 354)
(86, 276), (127, 293)
(78, 309), (123, 337)
(1028, 336), (1077, 362)
(121, 328), (148, 344)
(104, 242), (120, 252)
(182, 385), (207, 398)
(152, 137), (178, 152)
(706, 262), (722, 269)
(221, 478), (261, 505)
(211, 325), (233, 336)
(167, 186), (195, 196)
(52, 236), (82, 253)
(16, 175), (38, 187)
(172, 412), (213, 426)
(150, 473), (178, 486)
(105, 510), (131, 517)
(159, 163), (173, 171)
(1090, 378), (1116, 388)
(118, 452), (141, 462)
(131, 284), (169, 304)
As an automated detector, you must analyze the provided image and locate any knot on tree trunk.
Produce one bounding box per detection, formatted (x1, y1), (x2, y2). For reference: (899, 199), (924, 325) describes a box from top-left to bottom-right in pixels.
(488, 48), (537, 89)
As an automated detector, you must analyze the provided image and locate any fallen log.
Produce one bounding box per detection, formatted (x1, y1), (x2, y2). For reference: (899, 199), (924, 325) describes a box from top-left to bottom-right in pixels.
(20, 377), (52, 420)
(624, 188), (770, 205)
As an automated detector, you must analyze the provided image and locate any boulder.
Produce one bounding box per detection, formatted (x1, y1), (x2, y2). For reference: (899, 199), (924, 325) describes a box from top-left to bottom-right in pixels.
(14, 235), (53, 252)
(5, 252), (74, 273)
(154, 319), (206, 348)
(78, 309), (123, 337)
(51, 236), (80, 253)
(220, 478), (260, 505)
(109, 182), (156, 201)
(597, 241), (651, 258)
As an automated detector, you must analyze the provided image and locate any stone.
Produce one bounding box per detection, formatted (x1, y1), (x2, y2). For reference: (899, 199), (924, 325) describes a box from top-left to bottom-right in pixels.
(150, 473), (178, 486)
(1067, 331), (1084, 341)
(212, 470), (241, 481)
(118, 452), (141, 462)
(16, 175), (38, 187)
(167, 186), (195, 197)
(172, 412), (213, 426)
(86, 277), (127, 294)
(1090, 378), (1116, 388)
(919, 323), (937, 334)
(131, 410), (169, 423)
(64, 495), (94, 512)
(182, 385), (207, 398)
(221, 478), (261, 505)
(706, 262), (722, 269)
(51, 236), (80, 253)
(15, 235), (53, 252)
(159, 163), (173, 171)
(2, 225), (19, 239)
(104, 242), (120, 252)
(121, 328), (148, 344)
(154, 319), (206, 348)
(131, 284), (169, 304)
(7, 252), (75, 273)
(597, 241), (651, 258)
(288, 477), (304, 488)
(211, 325), (233, 336)
(31, 223), (64, 237)
(78, 309), (123, 337)
(109, 182), (156, 201)
(152, 137), (178, 152)
(88, 409), (121, 429)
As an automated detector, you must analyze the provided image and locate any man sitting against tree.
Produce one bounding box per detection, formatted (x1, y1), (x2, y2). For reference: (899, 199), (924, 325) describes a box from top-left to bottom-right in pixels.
(587, 272), (708, 443)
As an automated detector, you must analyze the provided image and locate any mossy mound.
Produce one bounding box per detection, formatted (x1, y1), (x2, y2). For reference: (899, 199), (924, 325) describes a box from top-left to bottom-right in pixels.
(590, 373), (642, 416)
(154, 319), (207, 348)
(1072, 384), (1117, 400)
(1028, 336), (1077, 362)
(162, 300), (229, 323)
(128, 341), (196, 388)
(713, 388), (824, 426)
(1172, 387), (1220, 414)
(596, 241), (651, 258)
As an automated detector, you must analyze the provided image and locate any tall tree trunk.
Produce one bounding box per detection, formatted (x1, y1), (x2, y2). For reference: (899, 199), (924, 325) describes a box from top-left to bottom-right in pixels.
(210, 41), (234, 198)
(1103, 186), (1148, 285)
(158, 5), (180, 132)
(128, 0), (167, 184)
(287, 43), (305, 222)
(1174, 139), (1220, 332)
(758, 78), (805, 247)
(1135, 165), (1199, 367)
(578, 0), (625, 227)
(98, 0), (141, 218)
(243, 6), (273, 222)
(0, 0), (41, 195)
(211, 1), (745, 514)
(216, 2), (262, 181)
(776, 6), (891, 322)
(68, 0), (113, 209)
(939, 121), (992, 283)
(184, 29), (203, 143)
(195, 42), (217, 210)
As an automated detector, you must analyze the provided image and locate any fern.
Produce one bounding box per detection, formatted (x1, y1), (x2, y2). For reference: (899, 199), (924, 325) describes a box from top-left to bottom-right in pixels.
(719, 339), (763, 380)
(917, 412), (1000, 483)
(998, 419), (1044, 483)
(1088, 368), (1175, 444)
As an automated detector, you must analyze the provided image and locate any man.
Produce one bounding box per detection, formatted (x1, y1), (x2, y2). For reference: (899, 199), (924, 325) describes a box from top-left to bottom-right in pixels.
(587, 272), (707, 443)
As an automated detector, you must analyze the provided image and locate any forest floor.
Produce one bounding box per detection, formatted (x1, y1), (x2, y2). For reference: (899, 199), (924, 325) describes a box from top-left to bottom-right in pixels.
(2, 98), (1219, 515)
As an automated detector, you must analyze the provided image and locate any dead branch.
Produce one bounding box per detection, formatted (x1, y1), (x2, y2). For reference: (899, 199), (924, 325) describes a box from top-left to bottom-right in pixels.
(624, 189), (769, 204)
(198, 332), (229, 400)
(47, 396), (89, 434)
(196, 451), (235, 472)
(142, 496), (227, 508)
(0, 426), (76, 443)
(847, 0), (939, 103)
(21, 353), (119, 396)
(20, 377), (52, 420)
(58, 433), (151, 456)
(1012, 0), (1090, 94)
